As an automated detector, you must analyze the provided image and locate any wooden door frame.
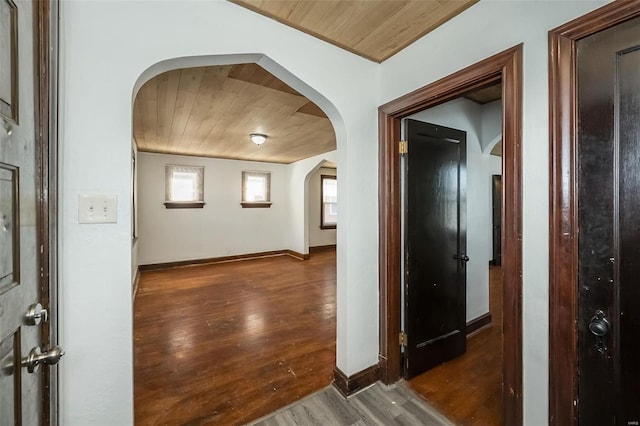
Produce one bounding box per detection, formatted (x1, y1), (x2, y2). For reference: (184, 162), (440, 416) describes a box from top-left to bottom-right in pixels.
(378, 44), (523, 425)
(548, 3), (640, 425)
(35, 0), (59, 424)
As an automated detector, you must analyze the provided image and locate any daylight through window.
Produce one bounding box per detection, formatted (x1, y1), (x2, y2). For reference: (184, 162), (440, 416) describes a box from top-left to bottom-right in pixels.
(242, 171), (271, 208)
(321, 175), (337, 228)
(164, 165), (204, 208)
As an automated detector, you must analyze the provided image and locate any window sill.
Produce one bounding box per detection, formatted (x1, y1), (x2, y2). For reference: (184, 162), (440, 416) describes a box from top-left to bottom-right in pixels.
(164, 201), (205, 209)
(320, 224), (337, 230)
(241, 202), (272, 208)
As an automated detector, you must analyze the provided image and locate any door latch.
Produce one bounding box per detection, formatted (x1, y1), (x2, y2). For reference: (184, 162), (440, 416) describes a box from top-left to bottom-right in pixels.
(21, 346), (65, 373)
(589, 310), (610, 354)
(25, 303), (48, 326)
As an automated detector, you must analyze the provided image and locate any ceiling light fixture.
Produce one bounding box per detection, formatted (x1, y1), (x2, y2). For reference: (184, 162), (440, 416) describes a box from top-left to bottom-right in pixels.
(250, 133), (268, 146)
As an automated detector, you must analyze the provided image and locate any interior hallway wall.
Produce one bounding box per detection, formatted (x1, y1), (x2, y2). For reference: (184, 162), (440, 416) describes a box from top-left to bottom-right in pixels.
(380, 1), (608, 423)
(137, 152), (291, 265)
(60, 2), (378, 423)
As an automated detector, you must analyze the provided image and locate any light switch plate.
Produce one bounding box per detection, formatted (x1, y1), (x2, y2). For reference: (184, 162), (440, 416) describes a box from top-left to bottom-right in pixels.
(78, 194), (117, 224)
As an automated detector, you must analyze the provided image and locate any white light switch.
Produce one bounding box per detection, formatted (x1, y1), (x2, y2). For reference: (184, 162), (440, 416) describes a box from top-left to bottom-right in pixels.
(78, 194), (117, 224)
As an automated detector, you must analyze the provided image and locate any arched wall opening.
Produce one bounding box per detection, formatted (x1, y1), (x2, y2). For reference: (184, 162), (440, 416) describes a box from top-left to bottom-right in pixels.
(303, 158), (338, 254)
(130, 54), (344, 423)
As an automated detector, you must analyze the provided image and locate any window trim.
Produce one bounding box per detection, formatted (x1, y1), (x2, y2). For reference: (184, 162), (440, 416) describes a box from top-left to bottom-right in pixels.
(320, 174), (337, 229)
(164, 164), (205, 209)
(241, 170), (272, 208)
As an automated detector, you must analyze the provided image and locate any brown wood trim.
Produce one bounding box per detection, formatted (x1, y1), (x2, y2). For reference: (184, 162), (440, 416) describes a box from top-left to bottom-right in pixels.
(378, 44), (523, 425)
(240, 202), (272, 208)
(332, 364), (380, 397)
(466, 312), (492, 336)
(35, 0), (58, 424)
(164, 201), (205, 209)
(132, 268), (140, 301)
(139, 249), (308, 271)
(548, 3), (640, 425)
(285, 249), (310, 261)
(309, 244), (336, 253)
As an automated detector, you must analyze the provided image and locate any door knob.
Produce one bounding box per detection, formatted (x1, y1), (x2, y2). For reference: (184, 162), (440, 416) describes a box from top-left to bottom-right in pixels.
(22, 345), (64, 373)
(589, 310), (610, 337)
(25, 303), (48, 325)
(453, 254), (470, 262)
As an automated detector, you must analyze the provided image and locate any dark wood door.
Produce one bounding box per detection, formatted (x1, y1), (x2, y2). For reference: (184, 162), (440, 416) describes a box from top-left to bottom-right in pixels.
(403, 119), (467, 379)
(577, 15), (640, 425)
(491, 175), (502, 266)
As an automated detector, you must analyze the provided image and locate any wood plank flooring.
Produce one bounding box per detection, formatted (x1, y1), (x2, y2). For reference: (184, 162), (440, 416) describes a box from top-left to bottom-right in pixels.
(409, 266), (504, 425)
(248, 382), (454, 426)
(133, 250), (336, 425)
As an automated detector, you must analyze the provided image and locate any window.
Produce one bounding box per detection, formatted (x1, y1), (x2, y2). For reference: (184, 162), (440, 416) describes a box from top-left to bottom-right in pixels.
(321, 175), (337, 229)
(241, 171), (271, 208)
(164, 165), (204, 208)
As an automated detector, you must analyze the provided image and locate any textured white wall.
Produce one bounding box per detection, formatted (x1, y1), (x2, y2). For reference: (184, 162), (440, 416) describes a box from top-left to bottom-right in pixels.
(59, 1), (377, 424)
(381, 2), (607, 424)
(409, 98), (501, 323)
(137, 152), (291, 265)
(308, 167), (338, 247)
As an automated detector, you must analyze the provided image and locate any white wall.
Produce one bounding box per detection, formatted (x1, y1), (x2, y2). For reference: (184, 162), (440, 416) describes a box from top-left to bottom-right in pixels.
(481, 100), (502, 153)
(137, 152), (290, 264)
(60, 2), (378, 424)
(308, 167), (337, 247)
(409, 98), (501, 323)
(380, 2), (607, 424)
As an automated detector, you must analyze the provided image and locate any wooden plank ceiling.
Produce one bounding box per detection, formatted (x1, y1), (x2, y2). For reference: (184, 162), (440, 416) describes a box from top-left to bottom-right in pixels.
(229, 0), (479, 63)
(133, 63), (336, 164)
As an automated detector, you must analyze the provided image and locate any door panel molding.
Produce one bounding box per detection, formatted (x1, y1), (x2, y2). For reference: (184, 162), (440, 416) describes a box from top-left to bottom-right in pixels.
(378, 44), (523, 425)
(548, 3), (640, 425)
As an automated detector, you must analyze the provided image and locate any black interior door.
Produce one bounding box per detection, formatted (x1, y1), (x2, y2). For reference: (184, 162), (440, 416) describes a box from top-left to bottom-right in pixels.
(403, 119), (467, 379)
(577, 15), (640, 425)
(492, 175), (502, 266)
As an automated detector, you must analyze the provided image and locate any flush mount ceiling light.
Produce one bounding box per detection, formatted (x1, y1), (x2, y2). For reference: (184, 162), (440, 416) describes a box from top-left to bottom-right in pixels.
(250, 133), (268, 146)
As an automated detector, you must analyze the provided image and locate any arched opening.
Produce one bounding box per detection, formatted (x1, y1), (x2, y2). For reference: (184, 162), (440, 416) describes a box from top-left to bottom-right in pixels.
(131, 54), (343, 424)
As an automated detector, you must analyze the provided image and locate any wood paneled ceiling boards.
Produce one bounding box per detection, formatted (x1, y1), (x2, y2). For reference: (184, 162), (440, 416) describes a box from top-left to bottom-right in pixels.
(133, 63), (336, 164)
(229, 0), (479, 62)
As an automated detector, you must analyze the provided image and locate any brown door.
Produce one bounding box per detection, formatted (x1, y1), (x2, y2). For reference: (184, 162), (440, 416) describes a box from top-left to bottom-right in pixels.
(403, 119), (467, 379)
(576, 15), (640, 425)
(491, 175), (501, 266)
(0, 1), (58, 424)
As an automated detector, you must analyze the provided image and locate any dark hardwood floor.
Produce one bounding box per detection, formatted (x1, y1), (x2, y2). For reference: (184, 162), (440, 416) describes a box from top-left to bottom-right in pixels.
(409, 266), (503, 425)
(133, 250), (336, 425)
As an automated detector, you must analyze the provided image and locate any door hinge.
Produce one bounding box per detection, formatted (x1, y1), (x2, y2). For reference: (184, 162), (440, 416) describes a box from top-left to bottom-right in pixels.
(399, 140), (408, 155)
(399, 331), (408, 347)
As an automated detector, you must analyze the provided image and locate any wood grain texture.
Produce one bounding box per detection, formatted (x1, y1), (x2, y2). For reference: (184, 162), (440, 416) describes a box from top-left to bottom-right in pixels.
(249, 382), (454, 426)
(229, 0), (478, 63)
(464, 83), (502, 105)
(134, 249), (336, 425)
(410, 266), (503, 426)
(332, 364), (380, 397)
(133, 63), (335, 164)
(547, 3), (640, 425)
(378, 44), (522, 425)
